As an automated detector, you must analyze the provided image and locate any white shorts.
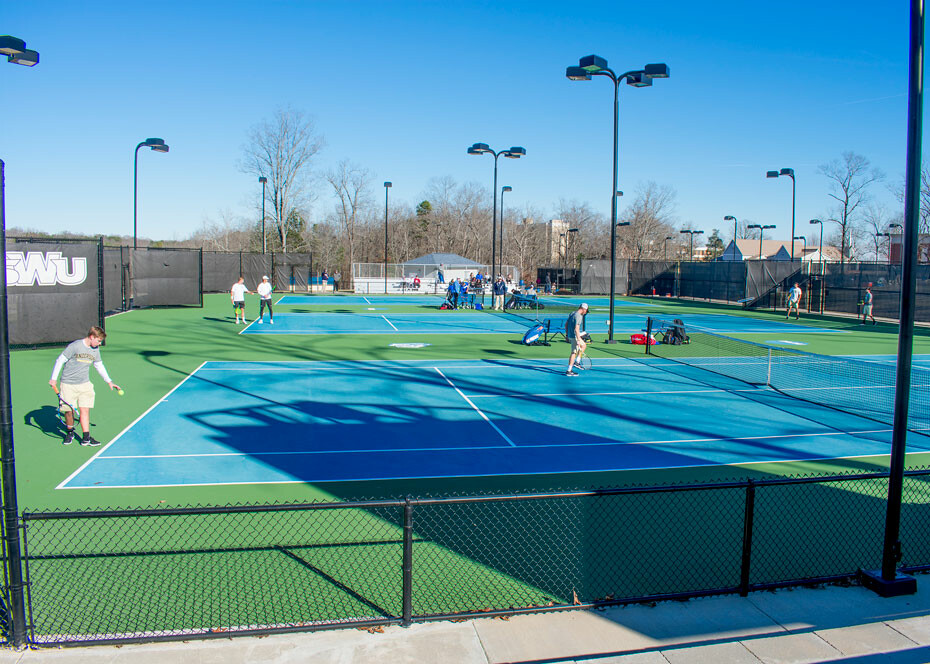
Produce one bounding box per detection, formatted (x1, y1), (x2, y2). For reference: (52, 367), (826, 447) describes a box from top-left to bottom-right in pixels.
(863, 304), (873, 316)
(61, 381), (94, 410)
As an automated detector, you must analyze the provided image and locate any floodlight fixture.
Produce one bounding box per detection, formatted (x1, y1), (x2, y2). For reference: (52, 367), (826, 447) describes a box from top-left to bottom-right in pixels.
(579, 54), (608, 72)
(0, 36), (26, 56)
(643, 63), (670, 78)
(766, 170), (779, 178)
(565, 66), (591, 81)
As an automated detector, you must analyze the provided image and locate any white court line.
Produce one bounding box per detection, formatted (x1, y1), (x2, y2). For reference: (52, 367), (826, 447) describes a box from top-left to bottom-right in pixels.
(104, 309), (134, 318)
(56, 361), (208, 490)
(94, 427), (899, 461)
(434, 367), (515, 447)
(273, 295), (285, 305)
(381, 315), (399, 331)
(363, 296), (372, 305)
(466, 387), (762, 399)
(237, 318), (258, 335)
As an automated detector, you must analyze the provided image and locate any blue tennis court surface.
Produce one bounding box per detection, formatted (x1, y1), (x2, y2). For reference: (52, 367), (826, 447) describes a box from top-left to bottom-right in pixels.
(241, 312), (843, 335)
(60, 358), (930, 489)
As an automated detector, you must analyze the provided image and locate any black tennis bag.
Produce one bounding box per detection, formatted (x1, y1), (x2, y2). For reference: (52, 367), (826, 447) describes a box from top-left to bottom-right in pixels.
(664, 319), (689, 345)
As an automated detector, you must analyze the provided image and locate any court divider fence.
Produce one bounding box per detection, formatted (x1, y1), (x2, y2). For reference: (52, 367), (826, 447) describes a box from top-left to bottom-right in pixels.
(11, 466), (930, 646)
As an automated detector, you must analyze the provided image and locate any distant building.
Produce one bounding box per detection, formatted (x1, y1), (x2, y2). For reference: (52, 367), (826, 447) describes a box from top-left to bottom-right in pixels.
(719, 239), (843, 262)
(888, 233), (930, 263)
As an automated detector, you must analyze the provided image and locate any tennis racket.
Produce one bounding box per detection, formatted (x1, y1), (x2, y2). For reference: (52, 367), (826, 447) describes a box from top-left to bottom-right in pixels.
(576, 334), (593, 371)
(51, 385), (78, 428)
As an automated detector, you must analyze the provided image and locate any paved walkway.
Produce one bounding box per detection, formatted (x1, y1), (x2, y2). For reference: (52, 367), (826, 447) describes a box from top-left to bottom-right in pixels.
(3, 581), (930, 663)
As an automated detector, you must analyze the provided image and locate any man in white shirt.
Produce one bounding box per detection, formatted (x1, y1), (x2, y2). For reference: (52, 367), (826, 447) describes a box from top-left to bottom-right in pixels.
(257, 275), (274, 324)
(786, 282), (802, 320)
(230, 277), (250, 324)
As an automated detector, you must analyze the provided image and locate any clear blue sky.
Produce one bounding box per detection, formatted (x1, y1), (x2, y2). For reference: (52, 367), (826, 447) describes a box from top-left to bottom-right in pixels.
(0, 1), (919, 245)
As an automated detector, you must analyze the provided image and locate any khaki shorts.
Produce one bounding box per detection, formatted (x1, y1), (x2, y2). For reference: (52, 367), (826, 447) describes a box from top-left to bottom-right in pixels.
(60, 382), (94, 411)
(571, 337), (585, 354)
(863, 304), (873, 316)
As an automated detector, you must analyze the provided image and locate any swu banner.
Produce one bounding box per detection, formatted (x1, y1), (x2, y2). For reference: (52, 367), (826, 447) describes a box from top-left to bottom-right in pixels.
(7, 251), (88, 287)
(5, 240), (102, 346)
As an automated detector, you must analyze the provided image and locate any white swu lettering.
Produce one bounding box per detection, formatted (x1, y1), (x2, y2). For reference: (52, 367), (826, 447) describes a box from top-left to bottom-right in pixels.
(6, 252), (88, 287)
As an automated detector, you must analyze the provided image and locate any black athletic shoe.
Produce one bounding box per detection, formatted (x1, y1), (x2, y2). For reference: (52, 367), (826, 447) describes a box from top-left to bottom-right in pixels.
(80, 436), (102, 447)
(565, 370), (578, 376)
(62, 430), (75, 446)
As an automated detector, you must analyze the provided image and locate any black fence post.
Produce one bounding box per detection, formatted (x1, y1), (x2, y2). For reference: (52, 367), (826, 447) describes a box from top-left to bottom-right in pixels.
(0, 160), (27, 647)
(96, 238), (105, 331)
(739, 479), (756, 597)
(402, 497), (414, 626)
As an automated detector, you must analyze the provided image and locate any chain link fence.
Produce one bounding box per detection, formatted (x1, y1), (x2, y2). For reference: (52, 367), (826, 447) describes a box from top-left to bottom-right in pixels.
(13, 467), (930, 646)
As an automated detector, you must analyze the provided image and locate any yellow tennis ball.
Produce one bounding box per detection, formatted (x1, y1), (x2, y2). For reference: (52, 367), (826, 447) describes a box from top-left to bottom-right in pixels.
(117, 389), (124, 396)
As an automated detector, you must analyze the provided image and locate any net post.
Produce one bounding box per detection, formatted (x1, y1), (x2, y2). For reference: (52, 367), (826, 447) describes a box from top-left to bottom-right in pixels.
(766, 348), (772, 386)
(645, 317), (653, 355)
(739, 479), (756, 597)
(401, 496), (414, 626)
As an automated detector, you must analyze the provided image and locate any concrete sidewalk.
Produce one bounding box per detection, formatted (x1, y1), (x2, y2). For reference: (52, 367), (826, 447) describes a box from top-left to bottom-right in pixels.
(3, 581), (930, 663)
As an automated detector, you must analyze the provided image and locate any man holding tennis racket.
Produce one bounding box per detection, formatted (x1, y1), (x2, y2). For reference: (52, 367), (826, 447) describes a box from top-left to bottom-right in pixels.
(565, 303), (588, 376)
(49, 326), (121, 446)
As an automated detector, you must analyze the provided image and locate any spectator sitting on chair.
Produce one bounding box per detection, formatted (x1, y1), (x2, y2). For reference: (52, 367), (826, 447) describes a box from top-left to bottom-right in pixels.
(525, 283), (537, 297)
(413, 275), (421, 289)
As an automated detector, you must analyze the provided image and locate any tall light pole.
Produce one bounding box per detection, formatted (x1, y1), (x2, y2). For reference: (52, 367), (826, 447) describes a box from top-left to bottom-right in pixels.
(566, 55), (670, 343)
(724, 215), (737, 259)
(383, 182), (392, 294)
(258, 176), (267, 254)
(500, 185), (512, 277)
(876, 232), (892, 264)
(767, 168), (796, 260)
(559, 232), (566, 271)
(467, 144), (525, 282)
(664, 235), (673, 261)
(567, 228), (580, 276)
(794, 235), (807, 259)
(747, 223), (775, 259)
(679, 229), (704, 261)
(133, 138), (169, 249)
(0, 33), (40, 650)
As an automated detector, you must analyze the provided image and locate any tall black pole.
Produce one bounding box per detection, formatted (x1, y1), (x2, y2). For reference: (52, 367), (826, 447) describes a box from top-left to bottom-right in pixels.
(261, 178), (267, 254)
(0, 160), (27, 647)
(870, 0), (924, 594)
(759, 229), (764, 260)
(790, 175), (796, 262)
(607, 75), (620, 342)
(491, 155), (499, 282)
(384, 182), (391, 295)
(133, 142), (144, 250)
(499, 188), (506, 279)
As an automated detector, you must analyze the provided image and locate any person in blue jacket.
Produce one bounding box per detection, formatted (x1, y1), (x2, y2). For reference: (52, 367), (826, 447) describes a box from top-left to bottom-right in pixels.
(447, 278), (459, 309)
(493, 275), (507, 310)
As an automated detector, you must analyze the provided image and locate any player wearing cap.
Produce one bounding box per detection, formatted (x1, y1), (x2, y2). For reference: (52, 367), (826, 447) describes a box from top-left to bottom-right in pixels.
(257, 275), (274, 324)
(565, 303), (589, 376)
(785, 282), (802, 320)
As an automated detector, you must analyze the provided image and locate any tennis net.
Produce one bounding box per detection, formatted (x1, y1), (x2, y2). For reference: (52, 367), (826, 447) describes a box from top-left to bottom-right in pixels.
(645, 317), (930, 434)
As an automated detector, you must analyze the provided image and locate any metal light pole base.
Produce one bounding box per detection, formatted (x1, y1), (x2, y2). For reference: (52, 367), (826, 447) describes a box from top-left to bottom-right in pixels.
(605, 339), (620, 344)
(859, 569), (917, 597)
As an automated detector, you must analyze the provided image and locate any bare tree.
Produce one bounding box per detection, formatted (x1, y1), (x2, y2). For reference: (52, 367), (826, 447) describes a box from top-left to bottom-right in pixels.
(240, 107), (323, 252)
(818, 152), (884, 264)
(617, 182), (677, 259)
(192, 210), (252, 251)
(893, 165), (930, 236)
(325, 160), (373, 284)
(861, 204), (893, 261)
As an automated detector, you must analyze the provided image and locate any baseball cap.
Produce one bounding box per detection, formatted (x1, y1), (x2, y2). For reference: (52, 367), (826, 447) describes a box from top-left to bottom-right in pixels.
(262, 275), (269, 280)
(581, 303), (589, 310)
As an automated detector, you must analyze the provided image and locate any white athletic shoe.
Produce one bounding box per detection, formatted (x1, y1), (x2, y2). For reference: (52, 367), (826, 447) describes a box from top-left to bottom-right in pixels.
(270, 319), (274, 325)
(235, 319), (240, 324)
(258, 319), (263, 324)
(242, 319), (248, 323)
